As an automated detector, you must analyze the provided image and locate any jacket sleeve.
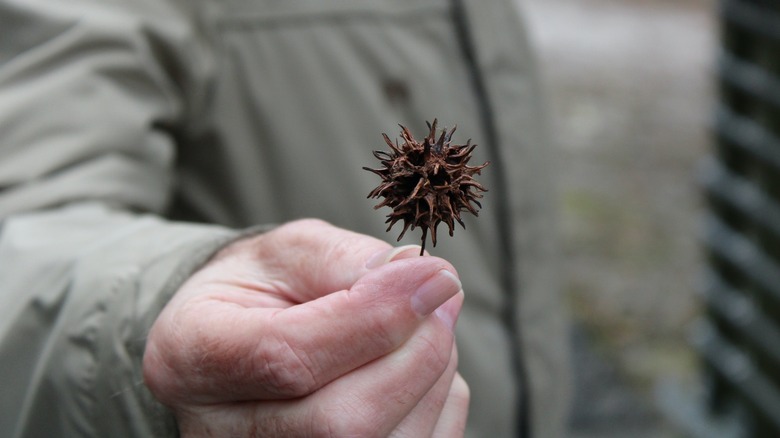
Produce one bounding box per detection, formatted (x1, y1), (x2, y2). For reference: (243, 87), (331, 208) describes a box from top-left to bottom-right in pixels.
(0, 1), (236, 436)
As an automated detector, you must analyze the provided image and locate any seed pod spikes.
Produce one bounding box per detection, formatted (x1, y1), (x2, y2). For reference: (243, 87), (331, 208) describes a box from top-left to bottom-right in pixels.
(363, 119), (490, 256)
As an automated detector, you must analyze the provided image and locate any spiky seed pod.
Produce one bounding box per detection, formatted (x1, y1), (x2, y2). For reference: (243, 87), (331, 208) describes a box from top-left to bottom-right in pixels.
(363, 119), (490, 255)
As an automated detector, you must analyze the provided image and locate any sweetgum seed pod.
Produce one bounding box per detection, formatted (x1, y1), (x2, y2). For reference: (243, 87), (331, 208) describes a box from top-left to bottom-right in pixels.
(363, 119), (489, 255)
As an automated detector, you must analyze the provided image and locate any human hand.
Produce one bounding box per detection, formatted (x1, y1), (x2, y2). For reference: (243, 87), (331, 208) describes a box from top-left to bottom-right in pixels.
(143, 219), (469, 437)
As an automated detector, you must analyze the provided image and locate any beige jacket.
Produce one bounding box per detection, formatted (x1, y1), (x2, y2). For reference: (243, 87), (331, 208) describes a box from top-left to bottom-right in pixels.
(0, 0), (570, 436)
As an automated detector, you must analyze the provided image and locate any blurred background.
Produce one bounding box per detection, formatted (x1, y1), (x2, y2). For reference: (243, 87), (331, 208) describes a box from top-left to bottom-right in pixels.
(523, 0), (716, 436)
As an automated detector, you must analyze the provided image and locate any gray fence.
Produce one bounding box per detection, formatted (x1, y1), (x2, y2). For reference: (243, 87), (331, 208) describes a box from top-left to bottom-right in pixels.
(696, 0), (780, 435)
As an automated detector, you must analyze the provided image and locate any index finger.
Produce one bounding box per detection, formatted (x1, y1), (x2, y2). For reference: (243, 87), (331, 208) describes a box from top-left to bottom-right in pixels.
(176, 219), (423, 310)
(245, 219), (423, 302)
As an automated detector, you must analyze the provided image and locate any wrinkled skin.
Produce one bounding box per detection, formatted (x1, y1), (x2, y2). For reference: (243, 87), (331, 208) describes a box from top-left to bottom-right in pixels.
(144, 219), (469, 437)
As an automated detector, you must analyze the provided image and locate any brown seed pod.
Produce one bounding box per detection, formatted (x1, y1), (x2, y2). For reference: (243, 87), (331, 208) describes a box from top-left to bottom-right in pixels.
(363, 119), (489, 255)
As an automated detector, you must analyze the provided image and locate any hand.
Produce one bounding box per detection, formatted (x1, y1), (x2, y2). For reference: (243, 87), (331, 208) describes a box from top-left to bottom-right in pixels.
(143, 219), (469, 437)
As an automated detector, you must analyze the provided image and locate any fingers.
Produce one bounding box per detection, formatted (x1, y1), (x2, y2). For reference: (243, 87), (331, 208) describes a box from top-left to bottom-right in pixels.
(432, 373), (471, 438)
(390, 294), (468, 438)
(175, 302), (463, 438)
(148, 257), (463, 404)
(390, 344), (460, 438)
(303, 310), (459, 437)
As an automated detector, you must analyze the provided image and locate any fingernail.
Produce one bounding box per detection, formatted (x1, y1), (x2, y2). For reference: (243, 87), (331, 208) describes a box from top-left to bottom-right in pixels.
(411, 269), (462, 317)
(365, 245), (423, 269)
(435, 290), (465, 332)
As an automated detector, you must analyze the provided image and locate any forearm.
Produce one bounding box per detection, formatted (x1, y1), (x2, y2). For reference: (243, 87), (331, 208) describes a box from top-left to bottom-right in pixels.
(0, 203), (238, 437)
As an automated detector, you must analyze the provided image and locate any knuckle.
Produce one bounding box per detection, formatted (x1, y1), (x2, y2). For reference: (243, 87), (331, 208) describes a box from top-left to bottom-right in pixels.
(414, 330), (453, 375)
(142, 321), (193, 403)
(368, 309), (406, 350)
(254, 333), (320, 397)
(311, 403), (383, 438)
(142, 345), (174, 400)
(251, 411), (302, 437)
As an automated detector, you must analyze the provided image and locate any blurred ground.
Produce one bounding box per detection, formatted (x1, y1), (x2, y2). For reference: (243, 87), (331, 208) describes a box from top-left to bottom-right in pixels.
(522, 0), (717, 436)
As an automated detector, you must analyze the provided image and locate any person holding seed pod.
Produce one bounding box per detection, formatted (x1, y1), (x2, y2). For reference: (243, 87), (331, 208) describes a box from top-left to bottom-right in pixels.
(0, 1), (570, 437)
